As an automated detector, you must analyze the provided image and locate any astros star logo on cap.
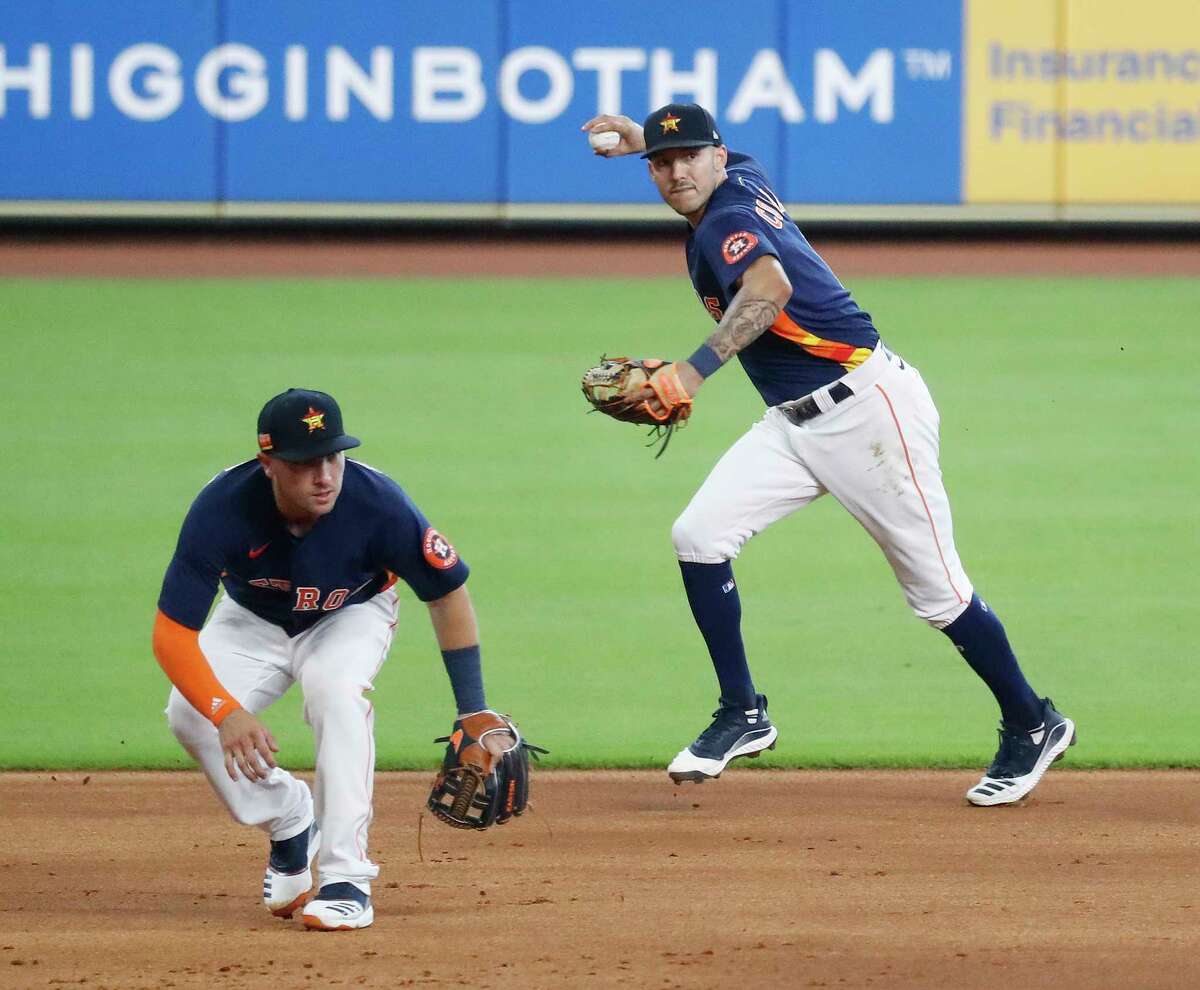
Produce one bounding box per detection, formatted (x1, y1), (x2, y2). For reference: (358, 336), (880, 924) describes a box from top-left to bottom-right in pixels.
(301, 406), (326, 433)
(660, 112), (681, 133)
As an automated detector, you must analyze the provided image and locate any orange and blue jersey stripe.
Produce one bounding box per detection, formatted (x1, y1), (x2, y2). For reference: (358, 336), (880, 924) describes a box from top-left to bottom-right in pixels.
(769, 311), (875, 372)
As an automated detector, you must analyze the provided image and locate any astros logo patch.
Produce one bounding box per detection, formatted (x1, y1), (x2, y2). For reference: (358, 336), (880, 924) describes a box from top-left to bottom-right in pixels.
(301, 406), (326, 432)
(422, 528), (459, 570)
(722, 231), (758, 264)
(659, 112), (681, 133)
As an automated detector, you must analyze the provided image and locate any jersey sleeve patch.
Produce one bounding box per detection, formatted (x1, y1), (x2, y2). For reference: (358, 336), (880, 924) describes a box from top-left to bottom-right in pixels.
(722, 231), (759, 265)
(422, 528), (459, 570)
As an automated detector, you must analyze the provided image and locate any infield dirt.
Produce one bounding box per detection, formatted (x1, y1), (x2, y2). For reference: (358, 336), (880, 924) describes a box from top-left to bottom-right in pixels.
(1, 770), (1196, 990)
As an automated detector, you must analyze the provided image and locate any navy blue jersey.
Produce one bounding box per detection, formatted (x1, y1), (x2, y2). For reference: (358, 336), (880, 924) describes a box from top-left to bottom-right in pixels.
(687, 153), (880, 405)
(159, 459), (469, 636)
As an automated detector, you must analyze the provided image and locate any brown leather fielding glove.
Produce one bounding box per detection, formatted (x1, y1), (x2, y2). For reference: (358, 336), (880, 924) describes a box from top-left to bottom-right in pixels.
(581, 357), (692, 457)
(427, 711), (547, 829)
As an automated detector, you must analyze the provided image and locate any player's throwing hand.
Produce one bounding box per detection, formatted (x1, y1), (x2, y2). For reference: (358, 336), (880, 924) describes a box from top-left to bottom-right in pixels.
(580, 114), (645, 157)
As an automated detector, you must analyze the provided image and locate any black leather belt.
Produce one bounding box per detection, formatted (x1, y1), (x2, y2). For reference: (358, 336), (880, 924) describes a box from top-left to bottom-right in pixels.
(779, 381), (853, 426)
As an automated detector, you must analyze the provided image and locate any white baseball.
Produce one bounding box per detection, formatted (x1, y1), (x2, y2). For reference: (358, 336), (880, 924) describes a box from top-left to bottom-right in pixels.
(588, 130), (621, 152)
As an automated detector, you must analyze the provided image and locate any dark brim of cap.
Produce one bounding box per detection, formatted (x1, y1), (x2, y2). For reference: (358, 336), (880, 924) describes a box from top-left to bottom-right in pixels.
(267, 434), (361, 462)
(641, 138), (722, 158)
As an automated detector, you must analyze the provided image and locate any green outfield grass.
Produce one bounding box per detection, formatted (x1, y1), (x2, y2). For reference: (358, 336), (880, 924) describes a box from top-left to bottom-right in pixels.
(1, 275), (1196, 770)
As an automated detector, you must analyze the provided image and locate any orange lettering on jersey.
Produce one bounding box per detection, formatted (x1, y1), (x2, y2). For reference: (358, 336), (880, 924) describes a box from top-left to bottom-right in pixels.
(322, 588), (349, 611)
(722, 231), (758, 265)
(701, 296), (724, 321)
(294, 587), (321, 611)
(422, 528), (459, 570)
(249, 577), (292, 592)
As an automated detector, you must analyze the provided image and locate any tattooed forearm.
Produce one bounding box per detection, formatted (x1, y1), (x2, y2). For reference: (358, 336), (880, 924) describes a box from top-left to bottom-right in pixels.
(704, 296), (781, 362)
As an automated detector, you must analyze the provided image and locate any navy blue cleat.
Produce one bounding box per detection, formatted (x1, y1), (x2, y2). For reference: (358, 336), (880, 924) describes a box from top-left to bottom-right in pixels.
(667, 694), (777, 784)
(966, 697), (1076, 806)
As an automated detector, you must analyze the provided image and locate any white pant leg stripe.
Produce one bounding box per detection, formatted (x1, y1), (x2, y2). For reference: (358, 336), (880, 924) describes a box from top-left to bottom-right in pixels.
(873, 383), (967, 607)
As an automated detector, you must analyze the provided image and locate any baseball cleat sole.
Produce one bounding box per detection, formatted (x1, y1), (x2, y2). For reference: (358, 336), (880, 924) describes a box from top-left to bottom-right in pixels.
(269, 889), (314, 919)
(302, 903), (374, 931)
(966, 718), (1076, 807)
(667, 727), (778, 784)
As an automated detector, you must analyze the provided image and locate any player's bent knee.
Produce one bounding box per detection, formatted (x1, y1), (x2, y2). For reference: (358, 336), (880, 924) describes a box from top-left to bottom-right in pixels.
(671, 514), (742, 563)
(914, 597), (971, 630)
(670, 516), (697, 557)
(226, 802), (270, 826)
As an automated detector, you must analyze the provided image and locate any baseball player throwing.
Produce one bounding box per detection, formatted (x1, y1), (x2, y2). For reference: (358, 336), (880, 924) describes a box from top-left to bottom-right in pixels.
(153, 388), (525, 929)
(581, 104), (1075, 805)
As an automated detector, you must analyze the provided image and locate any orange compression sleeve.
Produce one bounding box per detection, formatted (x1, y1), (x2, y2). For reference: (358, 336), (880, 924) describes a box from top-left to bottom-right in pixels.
(152, 610), (243, 727)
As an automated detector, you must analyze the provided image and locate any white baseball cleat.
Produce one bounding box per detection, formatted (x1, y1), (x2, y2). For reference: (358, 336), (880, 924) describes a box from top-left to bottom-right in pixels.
(667, 694), (778, 783)
(262, 821), (320, 918)
(966, 698), (1076, 807)
(302, 883), (374, 931)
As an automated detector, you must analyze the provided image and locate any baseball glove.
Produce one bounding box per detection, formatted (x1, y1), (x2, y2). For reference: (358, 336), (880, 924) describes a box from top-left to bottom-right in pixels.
(427, 710), (547, 830)
(580, 357), (693, 457)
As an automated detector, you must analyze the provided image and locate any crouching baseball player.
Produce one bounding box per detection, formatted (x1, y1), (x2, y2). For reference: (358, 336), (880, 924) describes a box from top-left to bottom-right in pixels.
(153, 388), (538, 930)
(581, 105), (1075, 806)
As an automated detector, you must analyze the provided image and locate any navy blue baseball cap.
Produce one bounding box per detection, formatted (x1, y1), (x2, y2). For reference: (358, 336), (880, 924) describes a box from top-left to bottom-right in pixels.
(641, 103), (722, 158)
(256, 388), (361, 462)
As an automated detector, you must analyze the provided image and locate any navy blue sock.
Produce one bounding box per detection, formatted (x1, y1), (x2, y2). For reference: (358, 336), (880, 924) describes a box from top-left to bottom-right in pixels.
(942, 594), (1042, 729)
(679, 561), (756, 708)
(441, 645), (486, 714)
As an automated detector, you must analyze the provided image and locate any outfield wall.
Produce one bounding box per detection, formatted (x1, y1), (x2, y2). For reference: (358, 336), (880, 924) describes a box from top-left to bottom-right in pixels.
(0, 0), (1197, 222)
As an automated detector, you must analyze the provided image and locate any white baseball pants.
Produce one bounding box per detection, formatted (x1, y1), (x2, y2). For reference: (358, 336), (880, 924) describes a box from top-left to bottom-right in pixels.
(165, 588), (398, 892)
(672, 345), (974, 628)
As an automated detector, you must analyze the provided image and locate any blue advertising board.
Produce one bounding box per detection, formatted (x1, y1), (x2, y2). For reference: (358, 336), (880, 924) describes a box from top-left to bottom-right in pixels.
(0, 1), (963, 211)
(0, 1), (221, 201)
